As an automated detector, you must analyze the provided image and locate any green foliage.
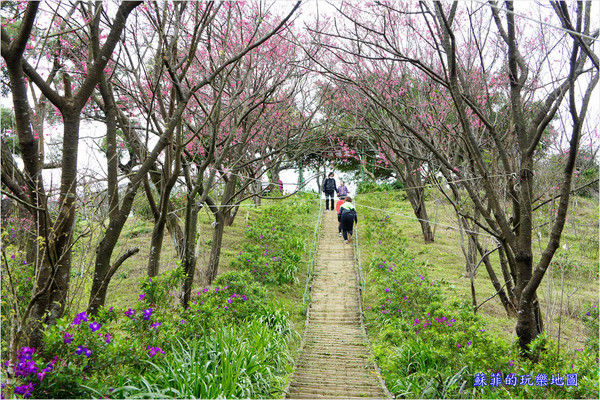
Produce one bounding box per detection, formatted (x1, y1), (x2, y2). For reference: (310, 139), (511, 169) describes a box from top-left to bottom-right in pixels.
(122, 218), (153, 238)
(358, 192), (600, 399)
(140, 266), (185, 306)
(177, 272), (271, 337)
(581, 302), (599, 353)
(111, 319), (293, 399)
(0, 246), (34, 358)
(131, 189), (157, 221)
(229, 201), (311, 285)
(357, 180), (405, 195)
(2, 196), (317, 399)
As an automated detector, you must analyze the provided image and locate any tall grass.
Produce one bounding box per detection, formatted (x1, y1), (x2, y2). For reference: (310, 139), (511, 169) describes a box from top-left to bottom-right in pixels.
(111, 320), (293, 399)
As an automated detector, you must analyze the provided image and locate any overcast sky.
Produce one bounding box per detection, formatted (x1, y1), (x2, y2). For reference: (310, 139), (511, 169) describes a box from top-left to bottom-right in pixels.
(2, 0), (597, 199)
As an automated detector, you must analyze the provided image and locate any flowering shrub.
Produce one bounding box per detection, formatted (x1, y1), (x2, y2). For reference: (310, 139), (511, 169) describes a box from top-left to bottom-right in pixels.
(139, 265), (185, 305)
(176, 270), (271, 339)
(230, 202), (309, 285)
(581, 302), (599, 353)
(359, 193), (599, 399)
(1, 197), (317, 398)
(1, 245), (35, 349)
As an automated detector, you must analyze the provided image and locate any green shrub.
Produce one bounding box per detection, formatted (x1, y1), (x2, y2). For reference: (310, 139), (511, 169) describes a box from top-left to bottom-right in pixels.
(358, 192), (600, 399)
(581, 302), (599, 353)
(111, 319), (293, 399)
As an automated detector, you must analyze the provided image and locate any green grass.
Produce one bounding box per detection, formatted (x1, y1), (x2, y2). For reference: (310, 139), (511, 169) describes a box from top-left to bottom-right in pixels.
(357, 191), (599, 351)
(355, 191), (599, 398)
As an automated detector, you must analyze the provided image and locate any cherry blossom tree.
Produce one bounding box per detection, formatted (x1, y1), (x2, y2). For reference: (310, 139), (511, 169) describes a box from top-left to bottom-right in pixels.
(1, 1), (142, 350)
(309, 0), (598, 352)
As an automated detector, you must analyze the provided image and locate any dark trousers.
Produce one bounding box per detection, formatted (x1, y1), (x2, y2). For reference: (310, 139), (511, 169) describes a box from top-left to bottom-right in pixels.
(341, 213), (355, 240)
(324, 191), (335, 210)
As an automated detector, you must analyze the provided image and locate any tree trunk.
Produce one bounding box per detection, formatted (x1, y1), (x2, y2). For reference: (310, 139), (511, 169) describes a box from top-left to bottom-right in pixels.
(180, 198), (200, 309)
(26, 112), (80, 346)
(147, 215), (168, 277)
(147, 176), (180, 276)
(204, 176), (237, 284)
(254, 179), (262, 206)
(146, 170), (186, 261)
(225, 204), (240, 226)
(87, 182), (140, 314)
(206, 211), (226, 285)
(498, 245), (518, 306)
(405, 186), (434, 243)
(474, 239), (518, 317)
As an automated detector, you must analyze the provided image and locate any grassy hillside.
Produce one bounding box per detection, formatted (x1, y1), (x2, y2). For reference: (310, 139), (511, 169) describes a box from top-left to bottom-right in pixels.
(368, 191), (598, 349)
(355, 190), (599, 398)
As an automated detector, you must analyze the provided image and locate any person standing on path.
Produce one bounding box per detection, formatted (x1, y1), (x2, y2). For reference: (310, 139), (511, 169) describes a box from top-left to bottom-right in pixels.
(323, 172), (337, 211)
(338, 196), (357, 244)
(337, 181), (349, 199)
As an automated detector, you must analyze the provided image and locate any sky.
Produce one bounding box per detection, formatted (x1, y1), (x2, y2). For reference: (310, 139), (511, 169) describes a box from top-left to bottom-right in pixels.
(1, 0), (597, 201)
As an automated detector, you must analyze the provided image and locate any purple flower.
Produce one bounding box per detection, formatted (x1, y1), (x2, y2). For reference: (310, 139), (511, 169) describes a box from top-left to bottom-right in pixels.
(143, 308), (153, 321)
(466, 341), (472, 346)
(37, 362), (53, 382)
(457, 343), (463, 348)
(73, 311), (89, 325)
(125, 308), (136, 318)
(385, 288), (390, 293)
(104, 334), (112, 344)
(147, 346), (165, 357)
(108, 306), (113, 312)
(76, 346), (92, 357)
(89, 321), (101, 332)
(14, 382), (35, 397)
(509, 360), (514, 367)
(63, 332), (74, 344)
(403, 296), (407, 300)
(18, 347), (36, 361)
(151, 322), (162, 330)
(14, 360), (38, 377)
(480, 328), (485, 332)
(413, 318), (420, 326)
(227, 298), (233, 304)
(139, 293), (146, 301)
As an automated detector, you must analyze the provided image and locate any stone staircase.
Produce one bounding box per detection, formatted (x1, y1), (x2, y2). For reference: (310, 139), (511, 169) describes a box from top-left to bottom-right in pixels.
(286, 209), (389, 399)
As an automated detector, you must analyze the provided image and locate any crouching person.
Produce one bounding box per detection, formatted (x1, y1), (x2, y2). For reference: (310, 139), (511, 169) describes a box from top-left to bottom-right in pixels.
(338, 196), (357, 244)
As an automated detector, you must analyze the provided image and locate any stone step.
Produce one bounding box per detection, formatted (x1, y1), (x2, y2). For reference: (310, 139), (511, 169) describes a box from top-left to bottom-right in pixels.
(287, 384), (385, 399)
(291, 368), (380, 382)
(295, 358), (371, 369)
(287, 394), (382, 400)
(289, 378), (382, 391)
